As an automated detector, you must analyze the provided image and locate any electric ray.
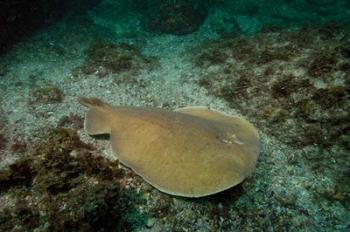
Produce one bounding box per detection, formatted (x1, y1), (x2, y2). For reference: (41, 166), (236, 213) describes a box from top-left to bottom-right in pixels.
(79, 97), (259, 197)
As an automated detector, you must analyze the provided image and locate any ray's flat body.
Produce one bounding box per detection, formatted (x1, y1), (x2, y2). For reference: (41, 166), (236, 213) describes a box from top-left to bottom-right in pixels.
(80, 98), (259, 197)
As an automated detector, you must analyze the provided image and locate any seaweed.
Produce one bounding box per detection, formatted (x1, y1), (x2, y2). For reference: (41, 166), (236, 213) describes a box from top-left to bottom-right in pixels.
(305, 50), (337, 77)
(0, 133), (7, 151)
(0, 158), (34, 190)
(271, 75), (311, 99)
(77, 40), (157, 76)
(30, 84), (64, 104)
(0, 128), (146, 231)
(58, 113), (84, 129)
(255, 48), (293, 64)
(9, 135), (28, 153)
(312, 86), (349, 109)
(195, 24), (350, 151)
(196, 47), (229, 67)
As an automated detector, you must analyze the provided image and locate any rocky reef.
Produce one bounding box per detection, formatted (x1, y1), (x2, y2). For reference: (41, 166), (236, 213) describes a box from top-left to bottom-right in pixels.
(195, 24), (350, 150)
(139, 0), (210, 35)
(0, 0), (101, 53)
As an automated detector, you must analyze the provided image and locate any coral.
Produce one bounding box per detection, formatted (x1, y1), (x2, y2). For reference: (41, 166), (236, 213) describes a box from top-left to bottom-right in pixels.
(0, 128), (146, 231)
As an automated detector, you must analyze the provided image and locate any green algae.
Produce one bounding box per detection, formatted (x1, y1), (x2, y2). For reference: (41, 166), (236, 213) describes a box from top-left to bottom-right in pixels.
(0, 128), (146, 231)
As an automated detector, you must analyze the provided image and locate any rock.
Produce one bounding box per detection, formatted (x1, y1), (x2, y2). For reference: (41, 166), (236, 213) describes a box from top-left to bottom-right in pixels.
(142, 0), (209, 35)
(0, 0), (101, 53)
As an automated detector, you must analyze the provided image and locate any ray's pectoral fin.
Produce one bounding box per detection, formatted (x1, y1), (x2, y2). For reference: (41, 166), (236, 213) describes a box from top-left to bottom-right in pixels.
(176, 106), (259, 156)
(176, 107), (259, 139)
(109, 129), (121, 159)
(79, 97), (112, 135)
(84, 108), (112, 135)
(176, 106), (236, 123)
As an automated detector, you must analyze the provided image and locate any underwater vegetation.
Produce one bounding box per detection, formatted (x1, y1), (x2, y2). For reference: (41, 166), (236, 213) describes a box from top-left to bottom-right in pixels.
(195, 24), (350, 150)
(194, 24), (350, 219)
(73, 40), (157, 78)
(30, 84), (64, 104)
(0, 108), (7, 157)
(58, 113), (84, 129)
(0, 128), (146, 231)
(0, 134), (6, 155)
